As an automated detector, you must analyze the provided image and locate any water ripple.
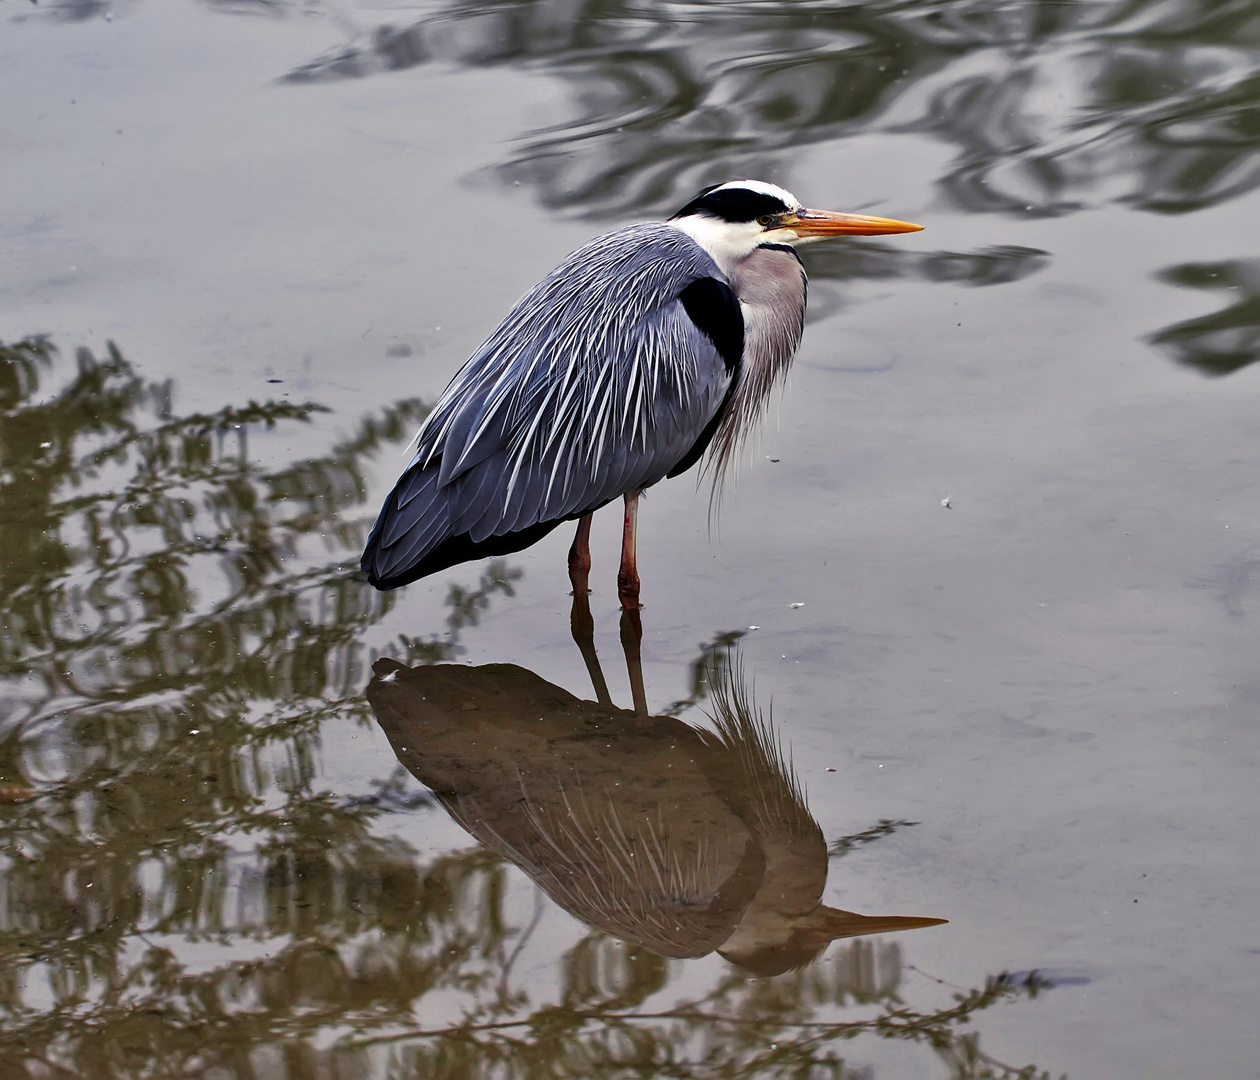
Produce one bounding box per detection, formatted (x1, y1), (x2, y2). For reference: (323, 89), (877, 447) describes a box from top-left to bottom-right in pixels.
(272, 0), (1260, 220)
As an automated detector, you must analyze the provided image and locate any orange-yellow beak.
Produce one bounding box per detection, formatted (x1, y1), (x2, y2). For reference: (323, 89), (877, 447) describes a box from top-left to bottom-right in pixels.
(782, 208), (924, 237)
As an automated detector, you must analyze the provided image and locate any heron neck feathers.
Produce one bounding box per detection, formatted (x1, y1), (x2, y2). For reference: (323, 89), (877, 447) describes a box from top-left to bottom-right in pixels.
(700, 244), (807, 488)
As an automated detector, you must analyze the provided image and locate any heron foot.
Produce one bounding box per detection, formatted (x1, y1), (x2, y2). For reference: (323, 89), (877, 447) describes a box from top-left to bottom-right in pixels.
(616, 570), (642, 611)
(568, 551), (591, 593)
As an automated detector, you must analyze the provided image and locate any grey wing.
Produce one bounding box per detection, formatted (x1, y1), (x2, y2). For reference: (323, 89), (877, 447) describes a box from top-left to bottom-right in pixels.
(361, 224), (741, 589)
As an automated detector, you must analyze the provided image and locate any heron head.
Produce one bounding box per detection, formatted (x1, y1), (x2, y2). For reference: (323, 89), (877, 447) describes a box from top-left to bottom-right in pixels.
(670, 179), (922, 273)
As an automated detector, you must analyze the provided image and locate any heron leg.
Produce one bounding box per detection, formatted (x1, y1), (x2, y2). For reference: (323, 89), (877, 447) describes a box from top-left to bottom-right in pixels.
(570, 590), (613, 707)
(617, 491), (642, 610)
(619, 607), (647, 716)
(568, 513), (593, 596)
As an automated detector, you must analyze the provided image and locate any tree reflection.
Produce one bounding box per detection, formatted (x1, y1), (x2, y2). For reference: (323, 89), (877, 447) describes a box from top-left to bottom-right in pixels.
(272, 0), (1260, 223)
(0, 336), (513, 1078)
(357, 967), (1058, 1079)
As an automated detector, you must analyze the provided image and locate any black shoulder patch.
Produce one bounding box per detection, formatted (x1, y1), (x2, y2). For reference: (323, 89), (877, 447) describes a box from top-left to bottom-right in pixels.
(679, 277), (744, 375)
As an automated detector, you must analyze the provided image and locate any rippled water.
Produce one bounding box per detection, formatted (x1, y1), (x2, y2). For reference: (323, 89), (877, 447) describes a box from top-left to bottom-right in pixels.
(2, 1), (1259, 1077)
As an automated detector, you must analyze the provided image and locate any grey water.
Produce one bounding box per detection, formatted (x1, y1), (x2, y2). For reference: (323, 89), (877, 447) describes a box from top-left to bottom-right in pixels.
(2, 1), (1259, 1077)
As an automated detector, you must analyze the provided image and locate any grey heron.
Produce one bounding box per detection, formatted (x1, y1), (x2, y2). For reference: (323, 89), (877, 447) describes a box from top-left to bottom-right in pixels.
(362, 180), (922, 607)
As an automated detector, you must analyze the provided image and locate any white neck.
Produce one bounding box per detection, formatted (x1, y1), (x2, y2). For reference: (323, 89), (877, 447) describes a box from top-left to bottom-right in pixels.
(669, 215), (766, 279)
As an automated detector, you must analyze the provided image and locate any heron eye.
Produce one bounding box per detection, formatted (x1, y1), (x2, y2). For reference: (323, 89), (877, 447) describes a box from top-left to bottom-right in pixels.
(757, 215), (777, 228)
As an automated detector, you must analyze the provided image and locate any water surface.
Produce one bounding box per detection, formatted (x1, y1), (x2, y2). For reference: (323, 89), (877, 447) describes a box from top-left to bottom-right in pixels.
(2, 1), (1259, 1077)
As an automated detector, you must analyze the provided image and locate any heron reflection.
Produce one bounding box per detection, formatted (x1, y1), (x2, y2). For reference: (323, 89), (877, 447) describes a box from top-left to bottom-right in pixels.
(366, 604), (943, 976)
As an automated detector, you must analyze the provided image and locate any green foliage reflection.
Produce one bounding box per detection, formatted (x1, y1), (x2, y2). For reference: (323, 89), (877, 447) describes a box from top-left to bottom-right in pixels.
(358, 966), (1058, 1080)
(0, 336), (515, 1078)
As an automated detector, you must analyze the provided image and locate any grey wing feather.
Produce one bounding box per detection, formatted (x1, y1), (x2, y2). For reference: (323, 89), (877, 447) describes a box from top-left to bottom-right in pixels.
(362, 223), (738, 588)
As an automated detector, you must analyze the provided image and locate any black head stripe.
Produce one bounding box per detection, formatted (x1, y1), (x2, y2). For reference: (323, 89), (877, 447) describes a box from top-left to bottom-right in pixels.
(670, 185), (791, 223)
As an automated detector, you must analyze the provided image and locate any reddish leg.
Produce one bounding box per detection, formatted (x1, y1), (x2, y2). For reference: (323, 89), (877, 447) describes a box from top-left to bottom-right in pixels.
(617, 491), (642, 611)
(568, 513), (593, 596)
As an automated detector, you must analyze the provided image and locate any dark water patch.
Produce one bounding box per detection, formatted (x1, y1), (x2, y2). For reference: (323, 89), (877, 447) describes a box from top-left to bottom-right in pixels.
(1196, 544), (1260, 618)
(0, 337), (1060, 1071)
(1150, 260), (1260, 376)
(829, 818), (920, 858)
(17, 0), (119, 22)
(802, 242), (1050, 286)
(340, 956), (1056, 1078)
(1004, 969), (1092, 989)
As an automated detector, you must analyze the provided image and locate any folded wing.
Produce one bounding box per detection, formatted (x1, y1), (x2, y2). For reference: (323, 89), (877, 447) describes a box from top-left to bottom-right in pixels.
(362, 223), (743, 589)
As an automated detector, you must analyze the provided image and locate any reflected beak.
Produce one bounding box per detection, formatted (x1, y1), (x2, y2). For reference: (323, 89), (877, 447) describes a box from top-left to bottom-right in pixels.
(783, 208), (924, 237)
